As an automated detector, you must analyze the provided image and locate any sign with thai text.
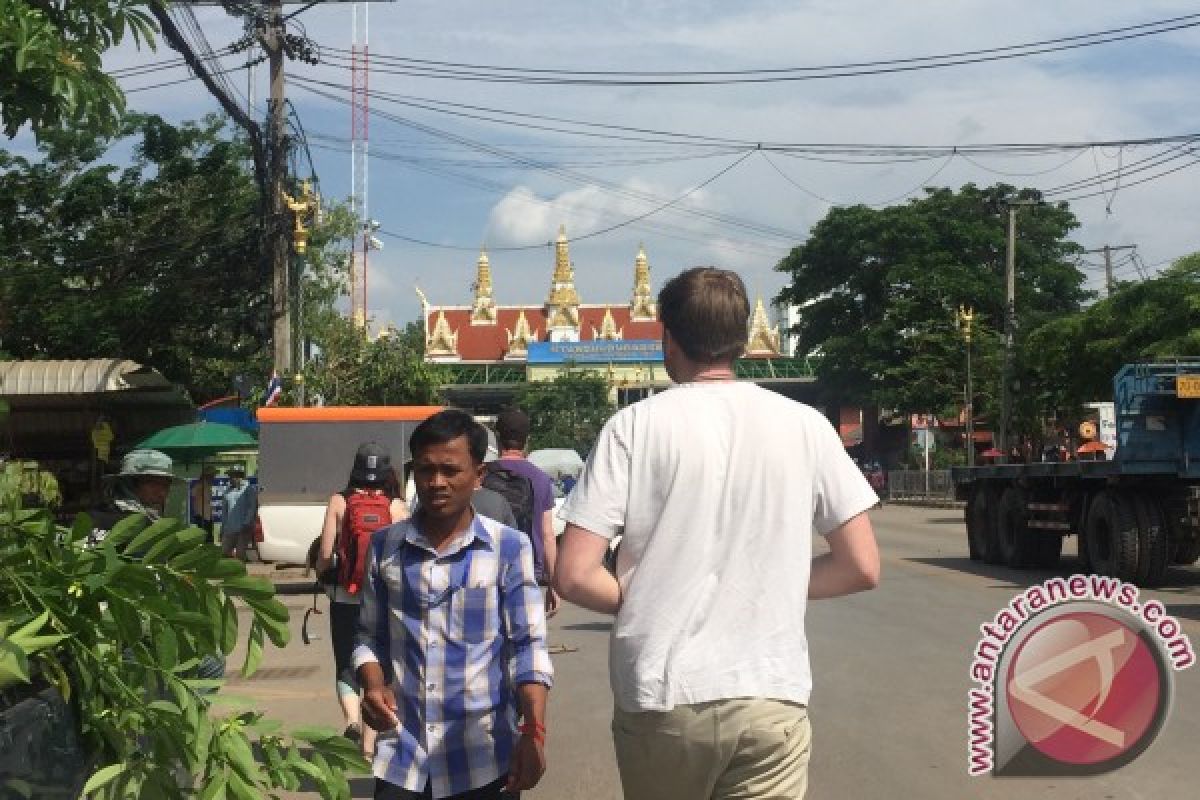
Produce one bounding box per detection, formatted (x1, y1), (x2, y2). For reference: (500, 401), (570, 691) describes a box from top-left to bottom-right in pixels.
(527, 340), (663, 364)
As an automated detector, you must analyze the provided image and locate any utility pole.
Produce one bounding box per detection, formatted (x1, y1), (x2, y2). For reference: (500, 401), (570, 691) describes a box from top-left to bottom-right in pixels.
(264, 0), (291, 374)
(999, 199), (1037, 459)
(1082, 244), (1136, 296)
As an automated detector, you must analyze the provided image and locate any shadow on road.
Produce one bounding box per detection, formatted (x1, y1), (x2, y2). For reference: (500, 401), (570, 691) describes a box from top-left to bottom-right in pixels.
(924, 516), (965, 525)
(907, 556), (1200, 590)
(273, 581), (320, 595)
(560, 621), (613, 633)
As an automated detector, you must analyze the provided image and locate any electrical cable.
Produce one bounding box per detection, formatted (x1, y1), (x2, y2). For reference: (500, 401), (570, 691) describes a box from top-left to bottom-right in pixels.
(373, 149), (758, 251)
(294, 81), (805, 242)
(311, 13), (1200, 85)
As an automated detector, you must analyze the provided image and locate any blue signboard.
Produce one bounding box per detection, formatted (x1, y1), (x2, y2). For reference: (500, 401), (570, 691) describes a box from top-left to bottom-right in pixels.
(527, 340), (663, 364)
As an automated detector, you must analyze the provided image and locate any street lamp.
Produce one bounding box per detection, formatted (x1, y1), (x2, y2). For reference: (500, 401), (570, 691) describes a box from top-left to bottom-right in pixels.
(957, 305), (975, 467)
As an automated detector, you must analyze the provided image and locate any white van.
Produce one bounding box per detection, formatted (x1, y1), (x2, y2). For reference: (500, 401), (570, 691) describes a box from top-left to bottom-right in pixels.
(253, 406), (441, 564)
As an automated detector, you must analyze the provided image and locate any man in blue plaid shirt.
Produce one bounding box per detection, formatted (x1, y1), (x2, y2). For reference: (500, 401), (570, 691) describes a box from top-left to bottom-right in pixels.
(354, 410), (554, 799)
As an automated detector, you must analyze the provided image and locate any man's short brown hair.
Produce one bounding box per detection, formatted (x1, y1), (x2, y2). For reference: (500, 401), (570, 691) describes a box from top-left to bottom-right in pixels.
(657, 267), (750, 364)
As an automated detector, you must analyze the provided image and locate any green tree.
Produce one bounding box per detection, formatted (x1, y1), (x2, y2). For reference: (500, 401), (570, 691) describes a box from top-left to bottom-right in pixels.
(0, 0), (157, 140)
(513, 368), (614, 454)
(775, 184), (1087, 425)
(301, 319), (448, 407)
(0, 502), (367, 798)
(1026, 253), (1200, 414)
(0, 114), (268, 400)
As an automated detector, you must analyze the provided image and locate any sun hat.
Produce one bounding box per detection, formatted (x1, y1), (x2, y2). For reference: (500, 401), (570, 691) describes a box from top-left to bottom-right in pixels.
(117, 449), (175, 479)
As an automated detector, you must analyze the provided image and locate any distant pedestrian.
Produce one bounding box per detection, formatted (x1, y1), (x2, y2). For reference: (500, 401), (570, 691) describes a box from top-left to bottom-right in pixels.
(220, 465), (257, 560)
(315, 442), (408, 761)
(487, 407), (558, 616)
(355, 409), (553, 799)
(555, 266), (881, 800)
(89, 449), (177, 545)
(190, 464), (217, 539)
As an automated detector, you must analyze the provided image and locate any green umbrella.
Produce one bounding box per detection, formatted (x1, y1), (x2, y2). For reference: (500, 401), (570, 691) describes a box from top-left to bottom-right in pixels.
(135, 421), (257, 462)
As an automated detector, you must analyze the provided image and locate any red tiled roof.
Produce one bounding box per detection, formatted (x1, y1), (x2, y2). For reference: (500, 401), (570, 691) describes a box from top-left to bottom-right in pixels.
(428, 305), (662, 361)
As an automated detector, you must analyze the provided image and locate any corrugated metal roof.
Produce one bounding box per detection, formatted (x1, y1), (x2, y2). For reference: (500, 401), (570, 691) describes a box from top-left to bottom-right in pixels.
(0, 359), (173, 396)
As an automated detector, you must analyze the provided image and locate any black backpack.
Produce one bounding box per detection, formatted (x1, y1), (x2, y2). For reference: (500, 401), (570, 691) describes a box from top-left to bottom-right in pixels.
(481, 463), (535, 536)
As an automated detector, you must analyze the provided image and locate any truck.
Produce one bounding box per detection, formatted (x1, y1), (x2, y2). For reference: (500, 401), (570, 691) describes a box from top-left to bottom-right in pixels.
(952, 359), (1200, 587)
(253, 405), (441, 564)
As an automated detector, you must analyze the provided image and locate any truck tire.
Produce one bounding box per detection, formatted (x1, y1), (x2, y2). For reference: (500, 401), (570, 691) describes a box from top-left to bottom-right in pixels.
(1132, 494), (1170, 587)
(1085, 491), (1140, 582)
(997, 487), (1037, 568)
(1174, 541), (1200, 566)
(1034, 532), (1063, 569)
(970, 488), (1001, 564)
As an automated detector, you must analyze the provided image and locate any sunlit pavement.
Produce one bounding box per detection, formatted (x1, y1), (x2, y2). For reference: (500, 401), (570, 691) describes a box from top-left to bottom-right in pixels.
(234, 506), (1200, 799)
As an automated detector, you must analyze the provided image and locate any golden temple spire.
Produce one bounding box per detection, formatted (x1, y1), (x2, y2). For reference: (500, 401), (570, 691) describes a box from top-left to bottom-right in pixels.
(629, 242), (656, 321)
(594, 307), (624, 341)
(426, 310), (460, 360)
(546, 223), (581, 332)
(506, 310), (537, 359)
(470, 248), (497, 324)
(745, 297), (782, 357)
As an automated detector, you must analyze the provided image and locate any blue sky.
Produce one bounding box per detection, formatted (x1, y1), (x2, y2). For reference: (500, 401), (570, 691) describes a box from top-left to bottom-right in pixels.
(39, 1), (1200, 331)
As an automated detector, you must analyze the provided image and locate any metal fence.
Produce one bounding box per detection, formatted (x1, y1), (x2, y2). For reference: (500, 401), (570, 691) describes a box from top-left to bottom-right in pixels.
(886, 469), (957, 501)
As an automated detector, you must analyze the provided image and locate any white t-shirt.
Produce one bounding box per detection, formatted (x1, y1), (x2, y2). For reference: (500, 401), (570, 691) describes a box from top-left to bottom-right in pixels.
(560, 381), (878, 712)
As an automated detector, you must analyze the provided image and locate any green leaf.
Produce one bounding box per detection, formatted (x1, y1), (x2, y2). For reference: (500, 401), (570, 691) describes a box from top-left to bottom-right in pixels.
(11, 610), (50, 641)
(154, 625), (178, 669)
(242, 622), (263, 678)
(220, 595), (239, 655)
(70, 513), (93, 544)
(207, 558), (248, 580)
(220, 574), (273, 597)
(223, 728), (261, 785)
(169, 543), (221, 573)
(287, 725), (340, 744)
(0, 638), (32, 685)
(81, 762), (128, 795)
(198, 770), (227, 800)
(103, 513), (149, 550)
(124, 517), (182, 557)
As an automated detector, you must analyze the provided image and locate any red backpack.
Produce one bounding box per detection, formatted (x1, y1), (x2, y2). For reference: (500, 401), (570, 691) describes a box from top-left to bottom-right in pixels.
(336, 490), (393, 595)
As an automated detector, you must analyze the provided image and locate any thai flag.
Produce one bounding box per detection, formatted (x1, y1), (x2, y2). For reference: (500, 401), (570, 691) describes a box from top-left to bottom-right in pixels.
(264, 371), (283, 406)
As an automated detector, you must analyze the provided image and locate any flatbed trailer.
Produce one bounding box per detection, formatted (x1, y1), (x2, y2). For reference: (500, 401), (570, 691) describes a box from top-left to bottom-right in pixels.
(952, 360), (1200, 587)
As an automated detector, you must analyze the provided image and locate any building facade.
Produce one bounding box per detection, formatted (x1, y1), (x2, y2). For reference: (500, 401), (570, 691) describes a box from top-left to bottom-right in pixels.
(420, 226), (786, 402)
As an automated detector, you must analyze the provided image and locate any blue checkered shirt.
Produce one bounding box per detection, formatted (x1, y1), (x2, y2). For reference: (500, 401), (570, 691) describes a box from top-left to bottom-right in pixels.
(352, 512), (554, 798)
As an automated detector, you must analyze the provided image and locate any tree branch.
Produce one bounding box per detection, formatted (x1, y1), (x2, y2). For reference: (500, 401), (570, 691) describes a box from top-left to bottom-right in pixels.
(147, 3), (267, 205)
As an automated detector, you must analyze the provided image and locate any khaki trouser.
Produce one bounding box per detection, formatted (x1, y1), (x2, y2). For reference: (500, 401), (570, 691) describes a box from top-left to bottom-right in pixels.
(612, 698), (811, 800)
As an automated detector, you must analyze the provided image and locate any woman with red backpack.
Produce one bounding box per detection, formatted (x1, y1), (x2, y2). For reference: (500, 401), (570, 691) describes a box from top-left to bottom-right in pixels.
(314, 442), (408, 760)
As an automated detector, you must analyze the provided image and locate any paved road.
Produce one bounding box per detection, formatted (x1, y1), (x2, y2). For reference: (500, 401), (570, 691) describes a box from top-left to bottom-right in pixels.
(233, 506), (1200, 798)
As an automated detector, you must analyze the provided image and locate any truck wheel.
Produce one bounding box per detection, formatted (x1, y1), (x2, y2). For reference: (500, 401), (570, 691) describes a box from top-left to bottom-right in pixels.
(997, 487), (1036, 568)
(1132, 495), (1170, 587)
(970, 488), (1001, 564)
(1085, 491), (1140, 582)
(1034, 534), (1063, 569)
(1174, 541), (1200, 566)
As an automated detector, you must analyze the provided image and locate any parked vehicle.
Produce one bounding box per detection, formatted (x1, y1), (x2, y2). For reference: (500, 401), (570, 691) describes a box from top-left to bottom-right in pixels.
(253, 406), (441, 564)
(952, 360), (1200, 586)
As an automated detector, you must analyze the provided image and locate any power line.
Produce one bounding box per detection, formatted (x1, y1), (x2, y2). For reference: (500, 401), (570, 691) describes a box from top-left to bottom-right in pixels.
(311, 13), (1200, 85)
(373, 149), (758, 252)
(293, 81), (806, 242)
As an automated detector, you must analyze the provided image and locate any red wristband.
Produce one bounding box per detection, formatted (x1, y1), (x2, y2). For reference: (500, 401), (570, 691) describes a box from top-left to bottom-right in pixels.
(518, 722), (546, 744)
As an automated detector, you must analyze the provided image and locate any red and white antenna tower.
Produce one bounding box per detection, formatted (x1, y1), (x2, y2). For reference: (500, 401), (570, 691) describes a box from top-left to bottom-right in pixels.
(349, 3), (370, 330)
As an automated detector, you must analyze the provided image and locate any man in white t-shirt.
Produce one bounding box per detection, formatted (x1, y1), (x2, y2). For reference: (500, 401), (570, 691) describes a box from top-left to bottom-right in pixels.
(554, 267), (881, 800)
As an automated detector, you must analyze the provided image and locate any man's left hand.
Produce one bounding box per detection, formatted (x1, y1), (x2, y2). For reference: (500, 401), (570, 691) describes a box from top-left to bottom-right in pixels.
(505, 734), (546, 792)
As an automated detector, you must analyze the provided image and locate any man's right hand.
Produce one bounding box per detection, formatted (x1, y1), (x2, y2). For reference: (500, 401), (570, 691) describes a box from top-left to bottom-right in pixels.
(362, 685), (399, 731)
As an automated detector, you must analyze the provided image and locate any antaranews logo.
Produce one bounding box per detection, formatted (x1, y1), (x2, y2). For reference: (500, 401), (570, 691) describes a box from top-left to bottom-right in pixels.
(967, 574), (1195, 777)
